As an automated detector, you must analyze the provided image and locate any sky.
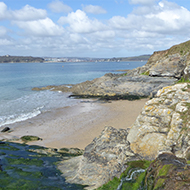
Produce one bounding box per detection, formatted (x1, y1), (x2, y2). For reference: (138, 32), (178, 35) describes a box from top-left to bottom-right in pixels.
(0, 0), (190, 58)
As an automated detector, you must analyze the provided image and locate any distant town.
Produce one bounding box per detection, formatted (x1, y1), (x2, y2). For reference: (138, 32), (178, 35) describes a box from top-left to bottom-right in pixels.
(0, 54), (150, 63)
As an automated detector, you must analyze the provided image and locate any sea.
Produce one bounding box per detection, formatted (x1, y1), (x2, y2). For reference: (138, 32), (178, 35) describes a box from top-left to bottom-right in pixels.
(0, 61), (146, 129)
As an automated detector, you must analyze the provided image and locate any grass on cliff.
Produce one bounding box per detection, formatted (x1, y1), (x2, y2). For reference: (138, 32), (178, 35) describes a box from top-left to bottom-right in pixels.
(97, 160), (152, 190)
(166, 40), (190, 57)
(177, 77), (190, 83)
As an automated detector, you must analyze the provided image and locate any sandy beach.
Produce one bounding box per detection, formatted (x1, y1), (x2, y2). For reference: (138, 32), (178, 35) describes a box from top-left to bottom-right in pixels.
(0, 98), (148, 149)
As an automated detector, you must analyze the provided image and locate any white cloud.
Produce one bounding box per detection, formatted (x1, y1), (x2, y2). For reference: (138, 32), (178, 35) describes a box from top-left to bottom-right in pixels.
(13, 18), (64, 37)
(58, 10), (107, 33)
(0, 38), (13, 46)
(1, 0), (190, 57)
(0, 26), (7, 36)
(48, 0), (72, 13)
(82, 5), (107, 14)
(0, 3), (47, 21)
(110, 0), (190, 34)
(129, 0), (157, 5)
(0, 2), (9, 20)
(11, 5), (47, 21)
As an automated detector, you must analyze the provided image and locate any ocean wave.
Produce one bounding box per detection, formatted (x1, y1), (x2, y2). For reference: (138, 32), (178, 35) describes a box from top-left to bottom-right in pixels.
(0, 90), (81, 128)
(0, 107), (42, 128)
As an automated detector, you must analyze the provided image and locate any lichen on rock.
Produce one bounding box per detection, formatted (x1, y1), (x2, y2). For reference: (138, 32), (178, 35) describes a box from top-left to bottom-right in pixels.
(127, 83), (190, 160)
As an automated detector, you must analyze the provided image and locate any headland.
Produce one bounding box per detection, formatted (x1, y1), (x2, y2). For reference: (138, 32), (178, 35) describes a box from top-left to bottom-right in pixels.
(1, 40), (190, 189)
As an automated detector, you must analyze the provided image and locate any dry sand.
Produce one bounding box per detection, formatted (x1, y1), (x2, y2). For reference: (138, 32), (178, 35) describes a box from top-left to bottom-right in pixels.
(0, 98), (148, 149)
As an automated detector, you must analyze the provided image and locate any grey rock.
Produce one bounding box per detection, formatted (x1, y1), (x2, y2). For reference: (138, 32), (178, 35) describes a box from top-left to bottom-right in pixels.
(58, 126), (141, 189)
(149, 53), (187, 78)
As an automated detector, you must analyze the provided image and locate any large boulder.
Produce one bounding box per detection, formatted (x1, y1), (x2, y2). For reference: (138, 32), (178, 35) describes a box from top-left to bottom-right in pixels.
(58, 126), (141, 189)
(127, 83), (190, 160)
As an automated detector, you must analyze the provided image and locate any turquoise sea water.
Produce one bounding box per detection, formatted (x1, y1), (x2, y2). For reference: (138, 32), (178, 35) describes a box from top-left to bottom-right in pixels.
(0, 61), (146, 128)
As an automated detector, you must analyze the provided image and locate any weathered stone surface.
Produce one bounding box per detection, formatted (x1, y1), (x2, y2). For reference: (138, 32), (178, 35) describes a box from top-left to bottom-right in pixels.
(183, 62), (190, 80)
(144, 153), (190, 190)
(33, 73), (177, 98)
(128, 83), (190, 160)
(58, 126), (141, 189)
(148, 53), (187, 78)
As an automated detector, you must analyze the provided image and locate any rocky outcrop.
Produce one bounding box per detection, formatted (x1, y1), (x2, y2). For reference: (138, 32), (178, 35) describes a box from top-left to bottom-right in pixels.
(136, 40), (190, 79)
(127, 83), (190, 160)
(148, 53), (187, 78)
(33, 74), (177, 99)
(144, 153), (190, 190)
(58, 126), (141, 189)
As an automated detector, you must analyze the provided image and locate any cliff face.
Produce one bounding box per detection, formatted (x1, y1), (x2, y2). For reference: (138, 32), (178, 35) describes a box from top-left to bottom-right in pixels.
(128, 83), (190, 160)
(38, 41), (190, 189)
(140, 40), (190, 79)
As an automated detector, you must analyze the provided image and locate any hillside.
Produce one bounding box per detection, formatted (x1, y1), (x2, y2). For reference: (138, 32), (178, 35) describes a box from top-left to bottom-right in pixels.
(0, 55), (44, 63)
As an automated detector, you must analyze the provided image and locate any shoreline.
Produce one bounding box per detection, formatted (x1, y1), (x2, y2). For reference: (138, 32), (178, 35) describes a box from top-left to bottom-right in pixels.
(0, 98), (148, 149)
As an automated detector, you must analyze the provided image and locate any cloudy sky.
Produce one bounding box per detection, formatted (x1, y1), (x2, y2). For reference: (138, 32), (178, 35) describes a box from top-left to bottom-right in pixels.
(0, 0), (190, 58)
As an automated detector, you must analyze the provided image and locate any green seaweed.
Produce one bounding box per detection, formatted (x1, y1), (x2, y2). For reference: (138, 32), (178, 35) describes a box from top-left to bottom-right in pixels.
(0, 141), (86, 189)
(21, 135), (42, 142)
(7, 157), (43, 166)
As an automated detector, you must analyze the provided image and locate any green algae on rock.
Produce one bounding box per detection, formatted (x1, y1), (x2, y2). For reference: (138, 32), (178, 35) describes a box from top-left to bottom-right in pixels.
(21, 135), (42, 142)
(0, 141), (86, 190)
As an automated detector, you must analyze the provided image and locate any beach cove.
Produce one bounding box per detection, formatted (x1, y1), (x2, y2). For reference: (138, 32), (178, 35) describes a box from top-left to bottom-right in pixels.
(0, 98), (148, 149)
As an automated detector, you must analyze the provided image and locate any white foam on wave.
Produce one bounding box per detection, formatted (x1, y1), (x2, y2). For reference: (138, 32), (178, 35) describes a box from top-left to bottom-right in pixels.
(0, 90), (81, 128)
(0, 107), (42, 128)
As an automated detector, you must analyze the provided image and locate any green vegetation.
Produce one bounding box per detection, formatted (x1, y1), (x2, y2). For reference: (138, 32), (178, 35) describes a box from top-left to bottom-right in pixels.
(0, 141), (85, 190)
(7, 157), (43, 166)
(141, 70), (150, 76)
(97, 160), (152, 190)
(154, 178), (166, 190)
(115, 55), (150, 62)
(177, 77), (190, 83)
(0, 55), (44, 63)
(97, 177), (120, 190)
(21, 135), (42, 142)
(158, 164), (173, 177)
(167, 40), (190, 57)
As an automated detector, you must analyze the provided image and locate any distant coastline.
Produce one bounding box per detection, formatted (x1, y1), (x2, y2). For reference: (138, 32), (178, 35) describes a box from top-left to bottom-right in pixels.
(0, 55), (44, 63)
(0, 54), (150, 63)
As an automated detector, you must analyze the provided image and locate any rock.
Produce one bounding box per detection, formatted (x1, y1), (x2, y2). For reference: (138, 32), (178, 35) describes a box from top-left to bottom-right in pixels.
(58, 148), (84, 156)
(183, 63), (190, 80)
(1, 127), (10, 132)
(69, 75), (176, 99)
(58, 126), (142, 189)
(139, 40), (190, 80)
(127, 83), (190, 160)
(144, 153), (190, 190)
(148, 53), (187, 78)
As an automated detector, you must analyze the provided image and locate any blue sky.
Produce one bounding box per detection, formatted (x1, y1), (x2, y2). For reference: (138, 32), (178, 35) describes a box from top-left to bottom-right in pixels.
(1, 0), (190, 58)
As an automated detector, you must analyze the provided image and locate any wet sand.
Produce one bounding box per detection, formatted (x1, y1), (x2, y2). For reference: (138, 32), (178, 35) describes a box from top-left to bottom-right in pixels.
(0, 99), (148, 149)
